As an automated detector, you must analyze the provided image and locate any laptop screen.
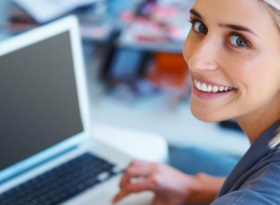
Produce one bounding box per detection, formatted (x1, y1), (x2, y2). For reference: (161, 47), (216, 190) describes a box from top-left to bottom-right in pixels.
(0, 31), (83, 172)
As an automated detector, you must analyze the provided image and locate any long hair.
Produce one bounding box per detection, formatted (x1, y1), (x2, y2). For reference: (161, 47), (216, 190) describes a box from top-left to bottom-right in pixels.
(262, 0), (280, 148)
(269, 127), (280, 148)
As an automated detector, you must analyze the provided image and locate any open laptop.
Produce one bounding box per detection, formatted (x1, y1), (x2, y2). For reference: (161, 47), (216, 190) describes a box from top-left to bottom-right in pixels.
(0, 16), (152, 205)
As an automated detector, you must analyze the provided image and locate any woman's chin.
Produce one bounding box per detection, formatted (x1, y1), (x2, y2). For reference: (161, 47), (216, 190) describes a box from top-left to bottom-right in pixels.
(190, 103), (224, 123)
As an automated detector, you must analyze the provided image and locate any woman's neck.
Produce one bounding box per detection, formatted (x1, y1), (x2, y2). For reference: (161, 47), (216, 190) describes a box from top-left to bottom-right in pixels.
(236, 94), (280, 145)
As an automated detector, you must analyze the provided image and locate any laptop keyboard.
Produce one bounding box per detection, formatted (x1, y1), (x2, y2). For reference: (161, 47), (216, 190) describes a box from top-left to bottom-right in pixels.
(0, 153), (121, 205)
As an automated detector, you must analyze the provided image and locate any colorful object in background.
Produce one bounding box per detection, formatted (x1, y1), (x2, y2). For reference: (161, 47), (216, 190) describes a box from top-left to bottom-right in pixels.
(148, 52), (188, 90)
(147, 52), (190, 108)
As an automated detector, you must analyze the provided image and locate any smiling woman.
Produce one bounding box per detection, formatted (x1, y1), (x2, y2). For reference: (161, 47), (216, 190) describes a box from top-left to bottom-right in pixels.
(183, 0), (280, 142)
(113, 0), (280, 204)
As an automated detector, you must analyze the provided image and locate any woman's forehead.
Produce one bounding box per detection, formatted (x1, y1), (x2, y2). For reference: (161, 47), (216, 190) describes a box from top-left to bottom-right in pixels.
(192, 0), (277, 35)
(193, 0), (270, 22)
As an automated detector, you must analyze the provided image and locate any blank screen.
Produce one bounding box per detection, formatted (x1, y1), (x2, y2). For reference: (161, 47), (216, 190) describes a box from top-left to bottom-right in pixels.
(0, 31), (83, 171)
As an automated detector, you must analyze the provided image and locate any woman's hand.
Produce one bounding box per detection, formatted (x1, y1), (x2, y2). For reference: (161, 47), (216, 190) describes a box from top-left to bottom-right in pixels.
(112, 160), (226, 205)
(112, 160), (197, 205)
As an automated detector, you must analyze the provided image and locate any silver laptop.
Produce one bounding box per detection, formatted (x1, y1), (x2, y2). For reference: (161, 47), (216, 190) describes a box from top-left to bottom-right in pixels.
(0, 16), (152, 205)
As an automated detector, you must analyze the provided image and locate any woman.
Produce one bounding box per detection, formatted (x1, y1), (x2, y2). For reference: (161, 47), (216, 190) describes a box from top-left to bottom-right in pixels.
(113, 0), (280, 204)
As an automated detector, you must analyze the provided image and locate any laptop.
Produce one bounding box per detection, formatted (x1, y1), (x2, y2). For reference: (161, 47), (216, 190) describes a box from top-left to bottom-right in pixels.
(0, 16), (152, 205)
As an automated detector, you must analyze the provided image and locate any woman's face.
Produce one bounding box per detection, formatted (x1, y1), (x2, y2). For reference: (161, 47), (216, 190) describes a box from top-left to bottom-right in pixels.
(183, 0), (280, 122)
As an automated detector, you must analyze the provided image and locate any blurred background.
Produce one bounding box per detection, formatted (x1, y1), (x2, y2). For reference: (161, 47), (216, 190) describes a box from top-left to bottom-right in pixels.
(0, 0), (249, 160)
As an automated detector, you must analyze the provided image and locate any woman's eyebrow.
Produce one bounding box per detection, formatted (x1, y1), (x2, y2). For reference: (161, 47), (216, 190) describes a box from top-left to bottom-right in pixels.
(218, 23), (260, 37)
(190, 9), (203, 20)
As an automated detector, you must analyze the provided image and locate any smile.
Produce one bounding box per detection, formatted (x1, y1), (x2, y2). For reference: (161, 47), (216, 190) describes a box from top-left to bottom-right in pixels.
(194, 79), (234, 93)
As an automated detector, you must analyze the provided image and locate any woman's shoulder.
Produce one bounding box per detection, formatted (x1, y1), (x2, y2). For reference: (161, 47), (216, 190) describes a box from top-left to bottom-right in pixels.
(258, 146), (280, 165)
(212, 150), (280, 205)
(244, 150), (280, 188)
(240, 147), (280, 194)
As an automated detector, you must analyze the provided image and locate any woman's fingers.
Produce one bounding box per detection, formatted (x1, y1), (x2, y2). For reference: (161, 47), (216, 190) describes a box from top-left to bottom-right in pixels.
(125, 176), (156, 192)
(113, 160), (162, 204)
(112, 190), (130, 203)
(113, 160), (193, 205)
(151, 197), (161, 205)
(120, 160), (156, 188)
(152, 195), (179, 205)
(151, 196), (168, 205)
(113, 179), (153, 203)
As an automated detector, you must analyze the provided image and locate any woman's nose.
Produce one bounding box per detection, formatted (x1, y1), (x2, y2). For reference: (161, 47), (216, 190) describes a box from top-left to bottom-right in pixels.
(187, 37), (218, 72)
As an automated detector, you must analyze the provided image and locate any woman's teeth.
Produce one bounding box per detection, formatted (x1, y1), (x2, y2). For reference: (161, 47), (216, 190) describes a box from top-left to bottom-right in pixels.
(194, 79), (234, 93)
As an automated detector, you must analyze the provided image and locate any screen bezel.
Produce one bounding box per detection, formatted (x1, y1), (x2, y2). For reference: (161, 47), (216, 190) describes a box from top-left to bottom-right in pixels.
(0, 16), (92, 184)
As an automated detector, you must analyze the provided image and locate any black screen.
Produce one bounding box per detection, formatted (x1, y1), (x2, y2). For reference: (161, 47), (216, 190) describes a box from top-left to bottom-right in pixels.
(0, 31), (83, 171)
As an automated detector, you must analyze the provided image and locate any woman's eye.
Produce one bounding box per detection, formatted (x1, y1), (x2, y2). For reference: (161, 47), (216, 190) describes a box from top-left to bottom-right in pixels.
(192, 21), (208, 34)
(229, 35), (248, 47)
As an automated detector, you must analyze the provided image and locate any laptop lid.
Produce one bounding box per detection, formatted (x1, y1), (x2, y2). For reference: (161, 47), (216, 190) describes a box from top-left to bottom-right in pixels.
(0, 16), (92, 184)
